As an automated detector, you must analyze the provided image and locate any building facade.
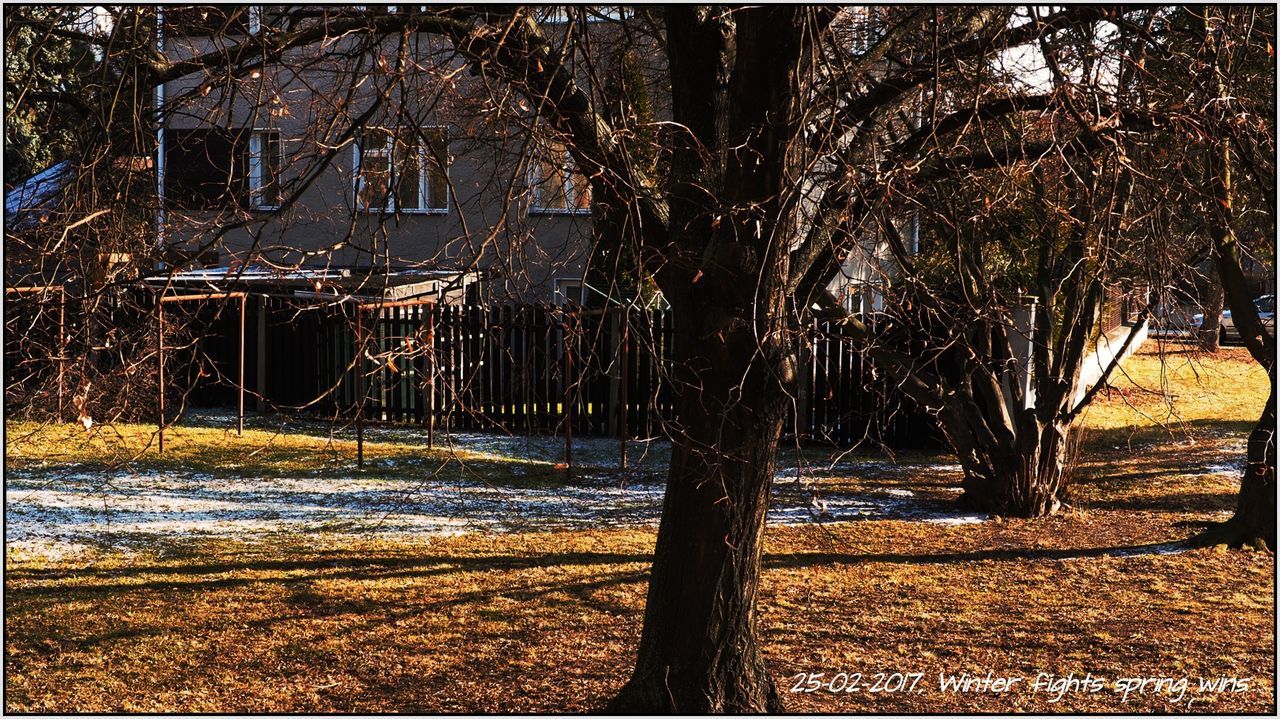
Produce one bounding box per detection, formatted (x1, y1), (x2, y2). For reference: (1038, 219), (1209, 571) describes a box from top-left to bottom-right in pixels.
(156, 5), (609, 305)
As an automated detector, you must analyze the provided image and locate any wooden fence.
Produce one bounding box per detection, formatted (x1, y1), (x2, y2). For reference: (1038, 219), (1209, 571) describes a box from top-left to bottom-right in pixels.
(183, 298), (938, 449)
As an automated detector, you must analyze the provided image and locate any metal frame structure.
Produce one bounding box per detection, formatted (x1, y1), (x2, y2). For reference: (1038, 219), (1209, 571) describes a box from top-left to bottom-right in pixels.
(353, 295), (438, 467)
(156, 291), (247, 452)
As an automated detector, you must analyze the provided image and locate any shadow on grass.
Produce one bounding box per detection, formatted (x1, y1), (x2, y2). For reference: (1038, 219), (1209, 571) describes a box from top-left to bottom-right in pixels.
(16, 562), (654, 659)
(1079, 417), (1255, 452)
(761, 540), (1192, 570)
(8, 539), (1196, 602)
(7, 550), (649, 593)
(1078, 491), (1237, 513)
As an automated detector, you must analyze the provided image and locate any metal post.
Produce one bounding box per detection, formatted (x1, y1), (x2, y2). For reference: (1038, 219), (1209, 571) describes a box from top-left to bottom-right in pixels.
(256, 296), (267, 413)
(157, 298), (165, 453)
(426, 308), (435, 450)
(56, 290), (66, 422)
(619, 306), (628, 473)
(356, 308), (365, 468)
(563, 310), (574, 481)
(237, 295), (246, 435)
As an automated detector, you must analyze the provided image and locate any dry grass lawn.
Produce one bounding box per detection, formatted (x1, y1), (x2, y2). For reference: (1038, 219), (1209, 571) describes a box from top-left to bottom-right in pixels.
(5, 342), (1274, 713)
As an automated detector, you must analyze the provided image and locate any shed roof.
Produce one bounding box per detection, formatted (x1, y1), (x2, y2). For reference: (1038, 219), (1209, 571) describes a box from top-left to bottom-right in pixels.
(4, 160), (74, 232)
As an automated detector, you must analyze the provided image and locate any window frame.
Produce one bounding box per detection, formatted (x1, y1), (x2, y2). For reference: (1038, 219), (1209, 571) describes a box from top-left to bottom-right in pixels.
(553, 278), (585, 306)
(352, 125), (450, 215)
(247, 128), (282, 211)
(529, 143), (591, 216)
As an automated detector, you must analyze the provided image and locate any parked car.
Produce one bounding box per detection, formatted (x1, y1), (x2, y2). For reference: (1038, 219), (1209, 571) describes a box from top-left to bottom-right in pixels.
(1191, 294), (1276, 341)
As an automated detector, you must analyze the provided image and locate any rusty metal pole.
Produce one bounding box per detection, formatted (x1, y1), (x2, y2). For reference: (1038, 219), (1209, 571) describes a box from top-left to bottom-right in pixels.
(563, 310), (573, 481)
(426, 307), (435, 450)
(237, 295), (246, 436)
(157, 297), (165, 453)
(619, 306), (628, 473)
(356, 308), (365, 468)
(56, 289), (66, 422)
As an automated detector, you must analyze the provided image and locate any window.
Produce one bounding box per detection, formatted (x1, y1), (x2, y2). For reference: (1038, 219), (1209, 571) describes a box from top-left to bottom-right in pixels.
(554, 278), (585, 306)
(248, 130), (281, 209)
(165, 128), (247, 210)
(530, 141), (590, 214)
(843, 6), (885, 54)
(165, 127), (280, 211)
(354, 127), (449, 213)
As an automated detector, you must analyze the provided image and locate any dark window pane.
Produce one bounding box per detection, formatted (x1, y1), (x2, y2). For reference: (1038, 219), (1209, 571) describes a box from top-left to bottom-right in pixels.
(361, 127), (390, 152)
(425, 127), (449, 209)
(569, 165), (591, 210)
(359, 156), (390, 209)
(165, 127), (250, 209)
(536, 149), (567, 209)
(357, 128), (391, 210)
(396, 137), (421, 210)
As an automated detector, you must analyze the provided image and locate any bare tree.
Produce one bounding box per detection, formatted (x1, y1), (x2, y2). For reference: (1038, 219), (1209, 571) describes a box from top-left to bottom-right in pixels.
(6, 5), (1271, 711)
(1189, 5), (1275, 549)
(403, 6), (1191, 708)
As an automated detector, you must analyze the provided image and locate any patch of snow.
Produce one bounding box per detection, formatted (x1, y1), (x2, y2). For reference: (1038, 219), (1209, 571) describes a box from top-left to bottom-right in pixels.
(1105, 541), (1191, 558)
(1203, 463), (1244, 475)
(1048, 541), (1193, 561)
(8, 419), (985, 558)
(7, 463), (992, 558)
(921, 514), (987, 526)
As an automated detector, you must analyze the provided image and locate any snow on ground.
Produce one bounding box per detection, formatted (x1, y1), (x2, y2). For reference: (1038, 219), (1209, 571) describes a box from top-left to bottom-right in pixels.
(6, 430), (992, 559)
(9, 419), (1247, 561)
(1203, 462), (1246, 476)
(1038, 539), (1198, 562)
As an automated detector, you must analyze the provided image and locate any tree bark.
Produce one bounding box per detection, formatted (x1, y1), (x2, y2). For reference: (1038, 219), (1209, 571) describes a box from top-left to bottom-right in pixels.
(608, 307), (790, 713)
(1230, 378), (1277, 549)
(1199, 275), (1225, 351)
(955, 416), (1072, 517)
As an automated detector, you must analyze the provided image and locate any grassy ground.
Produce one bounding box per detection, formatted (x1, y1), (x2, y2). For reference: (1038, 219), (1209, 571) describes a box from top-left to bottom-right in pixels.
(5, 342), (1274, 713)
(4, 416), (555, 483)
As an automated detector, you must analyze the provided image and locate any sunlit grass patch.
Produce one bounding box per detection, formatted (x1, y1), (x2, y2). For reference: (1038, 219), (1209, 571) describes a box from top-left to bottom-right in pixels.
(1079, 343), (1266, 446)
(4, 416), (575, 485)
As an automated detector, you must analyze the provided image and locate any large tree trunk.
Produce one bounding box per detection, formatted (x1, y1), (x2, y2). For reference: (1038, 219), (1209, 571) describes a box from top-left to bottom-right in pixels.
(1232, 378), (1277, 548)
(608, 307), (790, 713)
(952, 412), (1072, 518)
(606, 7), (807, 710)
(1202, 376), (1277, 550)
